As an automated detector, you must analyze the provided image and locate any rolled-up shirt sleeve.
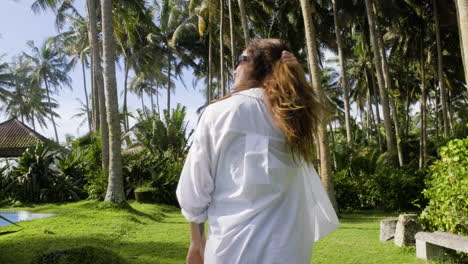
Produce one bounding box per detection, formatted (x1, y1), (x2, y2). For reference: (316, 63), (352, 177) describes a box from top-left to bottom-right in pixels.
(176, 109), (214, 223)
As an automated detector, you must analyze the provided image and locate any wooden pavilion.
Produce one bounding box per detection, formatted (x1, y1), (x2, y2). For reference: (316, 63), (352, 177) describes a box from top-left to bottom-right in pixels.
(0, 119), (51, 158)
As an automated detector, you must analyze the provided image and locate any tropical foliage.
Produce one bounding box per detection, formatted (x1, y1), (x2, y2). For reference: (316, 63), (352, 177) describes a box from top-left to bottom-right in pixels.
(420, 136), (468, 236)
(0, 0), (466, 217)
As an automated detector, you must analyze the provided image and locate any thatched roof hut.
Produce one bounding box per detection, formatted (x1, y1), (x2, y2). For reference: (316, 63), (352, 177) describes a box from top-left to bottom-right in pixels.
(0, 119), (51, 158)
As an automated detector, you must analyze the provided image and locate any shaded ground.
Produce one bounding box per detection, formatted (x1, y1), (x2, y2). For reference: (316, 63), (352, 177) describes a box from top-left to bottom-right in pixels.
(0, 202), (423, 264)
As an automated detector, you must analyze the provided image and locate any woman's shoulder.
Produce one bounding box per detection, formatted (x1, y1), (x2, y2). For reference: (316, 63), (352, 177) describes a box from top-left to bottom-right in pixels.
(205, 92), (260, 119)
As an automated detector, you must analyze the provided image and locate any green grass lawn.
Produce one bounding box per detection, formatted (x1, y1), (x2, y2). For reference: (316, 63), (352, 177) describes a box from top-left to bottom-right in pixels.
(0, 201), (424, 264)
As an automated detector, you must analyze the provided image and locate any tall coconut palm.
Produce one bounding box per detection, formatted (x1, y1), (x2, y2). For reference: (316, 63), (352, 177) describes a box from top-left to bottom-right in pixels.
(53, 14), (92, 132)
(22, 39), (71, 143)
(228, 0), (235, 70)
(2, 57), (59, 130)
(86, 0), (109, 170)
(0, 57), (13, 102)
(153, 0), (199, 116)
(363, 0), (395, 156)
(237, 0), (249, 46)
(433, 0), (450, 137)
(101, 0), (125, 203)
(331, 0), (352, 143)
(300, 0), (337, 209)
(113, 0), (155, 132)
(219, 0), (225, 96)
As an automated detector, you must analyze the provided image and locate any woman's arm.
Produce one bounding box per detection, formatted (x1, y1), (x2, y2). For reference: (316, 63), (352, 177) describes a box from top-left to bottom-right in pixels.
(186, 222), (206, 264)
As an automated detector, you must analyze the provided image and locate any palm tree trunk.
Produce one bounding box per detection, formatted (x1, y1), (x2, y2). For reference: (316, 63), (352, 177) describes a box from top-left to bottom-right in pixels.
(405, 87), (410, 137)
(141, 95), (148, 119)
(32, 114), (36, 130)
(364, 0), (395, 155)
(328, 122), (337, 171)
(365, 70), (378, 144)
(208, 34), (213, 103)
(433, 0), (450, 137)
(228, 0), (235, 71)
(219, 0), (225, 96)
(43, 77), (59, 143)
(332, 0), (351, 144)
(300, 0), (337, 210)
(367, 88), (376, 141)
(156, 85), (160, 117)
(91, 53), (99, 132)
(419, 43), (427, 168)
(455, 0), (468, 85)
(81, 58), (91, 132)
(150, 87), (155, 114)
(123, 58), (129, 132)
(390, 98), (403, 166)
(377, 30), (403, 165)
(237, 0), (249, 46)
(167, 50), (171, 116)
(101, 0), (125, 203)
(87, 0), (108, 170)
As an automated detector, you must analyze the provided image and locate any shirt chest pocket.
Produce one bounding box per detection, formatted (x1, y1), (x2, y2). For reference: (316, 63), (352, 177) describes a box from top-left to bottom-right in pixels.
(242, 134), (298, 186)
(242, 134), (271, 185)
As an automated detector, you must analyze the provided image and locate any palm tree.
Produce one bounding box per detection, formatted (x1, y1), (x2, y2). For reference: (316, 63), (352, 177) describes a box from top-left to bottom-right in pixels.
(237, 0), (249, 45)
(72, 98), (92, 133)
(53, 14), (92, 132)
(455, 0), (468, 85)
(433, 0), (450, 137)
(152, 0), (199, 116)
(331, 0), (352, 144)
(113, 0), (155, 132)
(228, 0), (235, 70)
(300, 0), (337, 209)
(86, 0), (109, 170)
(0, 56), (13, 102)
(2, 57), (59, 130)
(363, 0), (395, 156)
(101, 0), (125, 203)
(219, 0), (225, 96)
(22, 39), (72, 143)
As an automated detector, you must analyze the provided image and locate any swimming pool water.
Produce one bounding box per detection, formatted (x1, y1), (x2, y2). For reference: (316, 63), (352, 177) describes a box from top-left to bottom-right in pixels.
(0, 211), (57, 227)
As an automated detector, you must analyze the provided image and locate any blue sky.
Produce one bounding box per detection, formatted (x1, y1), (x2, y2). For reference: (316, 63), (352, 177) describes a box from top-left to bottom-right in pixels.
(0, 0), (206, 143)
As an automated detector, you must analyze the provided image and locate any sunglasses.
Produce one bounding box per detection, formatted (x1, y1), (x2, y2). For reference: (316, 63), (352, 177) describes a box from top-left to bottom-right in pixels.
(235, 55), (249, 69)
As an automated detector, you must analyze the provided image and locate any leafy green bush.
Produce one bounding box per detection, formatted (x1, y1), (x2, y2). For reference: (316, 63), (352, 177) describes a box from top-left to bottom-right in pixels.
(65, 133), (107, 200)
(419, 137), (468, 236)
(122, 105), (190, 206)
(0, 160), (15, 201)
(369, 165), (426, 211)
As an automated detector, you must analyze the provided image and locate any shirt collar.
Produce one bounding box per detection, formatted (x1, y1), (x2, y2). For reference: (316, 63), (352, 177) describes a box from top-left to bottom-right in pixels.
(233, 87), (264, 100)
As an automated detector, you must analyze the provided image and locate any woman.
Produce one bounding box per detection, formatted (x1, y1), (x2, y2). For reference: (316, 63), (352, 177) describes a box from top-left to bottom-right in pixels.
(176, 39), (339, 264)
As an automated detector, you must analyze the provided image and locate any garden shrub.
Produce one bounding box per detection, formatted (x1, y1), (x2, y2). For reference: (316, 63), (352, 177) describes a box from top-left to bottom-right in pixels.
(419, 137), (468, 236)
(65, 134), (107, 200)
(334, 165), (427, 211)
(369, 165), (426, 211)
(0, 161), (15, 202)
(122, 105), (189, 206)
(6, 143), (83, 203)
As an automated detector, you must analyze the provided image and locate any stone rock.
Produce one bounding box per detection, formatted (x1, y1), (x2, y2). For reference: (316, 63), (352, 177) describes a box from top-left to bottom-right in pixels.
(380, 218), (398, 242)
(394, 214), (421, 247)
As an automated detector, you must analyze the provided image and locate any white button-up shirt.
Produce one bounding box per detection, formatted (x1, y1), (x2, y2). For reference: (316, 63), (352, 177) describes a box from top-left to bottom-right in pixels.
(176, 88), (339, 264)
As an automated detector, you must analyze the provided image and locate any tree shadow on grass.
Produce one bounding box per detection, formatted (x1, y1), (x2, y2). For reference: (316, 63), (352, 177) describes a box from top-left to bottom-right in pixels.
(0, 235), (188, 264)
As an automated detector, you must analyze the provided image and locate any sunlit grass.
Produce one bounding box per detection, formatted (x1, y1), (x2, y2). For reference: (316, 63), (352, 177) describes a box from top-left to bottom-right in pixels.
(0, 202), (424, 264)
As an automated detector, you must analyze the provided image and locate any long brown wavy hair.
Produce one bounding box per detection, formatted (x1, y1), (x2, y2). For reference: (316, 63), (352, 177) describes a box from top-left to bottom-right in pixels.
(219, 39), (328, 164)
